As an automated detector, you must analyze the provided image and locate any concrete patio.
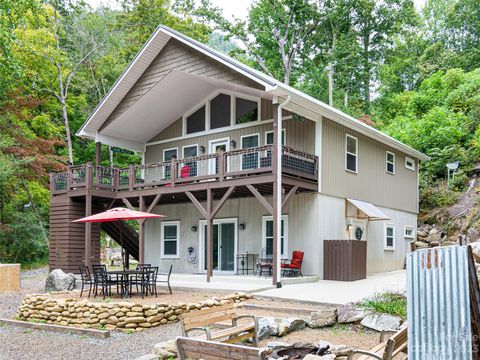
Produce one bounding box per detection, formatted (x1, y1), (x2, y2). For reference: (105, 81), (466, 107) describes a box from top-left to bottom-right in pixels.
(253, 270), (407, 305)
(168, 270), (406, 305)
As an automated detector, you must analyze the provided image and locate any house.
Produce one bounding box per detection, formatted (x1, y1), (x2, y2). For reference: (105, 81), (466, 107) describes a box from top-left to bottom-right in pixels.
(49, 25), (429, 286)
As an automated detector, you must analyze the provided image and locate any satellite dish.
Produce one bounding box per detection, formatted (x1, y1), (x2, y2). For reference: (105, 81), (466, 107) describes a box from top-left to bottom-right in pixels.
(446, 161), (459, 171)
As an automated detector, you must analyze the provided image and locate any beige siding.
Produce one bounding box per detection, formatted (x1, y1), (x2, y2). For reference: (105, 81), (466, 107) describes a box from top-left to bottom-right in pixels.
(149, 117), (183, 142)
(321, 118), (418, 213)
(145, 118), (315, 163)
(102, 38), (263, 128)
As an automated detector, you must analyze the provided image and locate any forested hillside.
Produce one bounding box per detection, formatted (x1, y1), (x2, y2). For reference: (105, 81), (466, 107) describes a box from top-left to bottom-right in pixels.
(1, 0), (478, 265)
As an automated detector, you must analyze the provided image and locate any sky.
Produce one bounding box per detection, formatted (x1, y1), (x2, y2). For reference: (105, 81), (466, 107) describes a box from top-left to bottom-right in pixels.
(85, 0), (428, 18)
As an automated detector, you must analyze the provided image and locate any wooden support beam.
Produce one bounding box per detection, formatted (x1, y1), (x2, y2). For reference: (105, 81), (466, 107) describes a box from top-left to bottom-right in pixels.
(95, 142), (102, 168)
(211, 186), (235, 218)
(139, 195), (145, 264)
(246, 184), (273, 215)
(282, 185), (298, 210)
(146, 194), (162, 213)
(106, 199), (116, 210)
(122, 197), (134, 210)
(185, 191), (207, 218)
(206, 189), (213, 282)
(85, 194), (92, 269)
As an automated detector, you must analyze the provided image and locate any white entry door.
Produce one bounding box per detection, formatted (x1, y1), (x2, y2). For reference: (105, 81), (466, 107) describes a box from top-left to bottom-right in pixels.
(199, 218), (237, 274)
(208, 138), (229, 175)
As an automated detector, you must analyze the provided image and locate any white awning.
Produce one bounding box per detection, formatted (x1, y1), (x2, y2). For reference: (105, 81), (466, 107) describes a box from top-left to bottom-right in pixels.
(346, 198), (390, 221)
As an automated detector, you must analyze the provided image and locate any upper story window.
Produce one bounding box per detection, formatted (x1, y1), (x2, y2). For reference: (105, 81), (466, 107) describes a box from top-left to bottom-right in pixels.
(186, 106), (206, 134)
(386, 151), (395, 174)
(236, 97), (259, 124)
(345, 134), (358, 173)
(404, 226), (415, 239)
(265, 129), (286, 146)
(241, 134), (259, 170)
(182, 145), (198, 177)
(210, 93), (231, 129)
(163, 148), (178, 179)
(405, 157), (415, 171)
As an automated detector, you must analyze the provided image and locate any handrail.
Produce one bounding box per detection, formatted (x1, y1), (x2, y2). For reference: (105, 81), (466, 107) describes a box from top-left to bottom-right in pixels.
(49, 145), (318, 194)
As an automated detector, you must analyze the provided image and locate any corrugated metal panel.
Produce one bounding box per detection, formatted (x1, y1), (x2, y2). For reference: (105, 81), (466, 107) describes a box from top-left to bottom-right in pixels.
(407, 246), (472, 360)
(321, 118), (418, 213)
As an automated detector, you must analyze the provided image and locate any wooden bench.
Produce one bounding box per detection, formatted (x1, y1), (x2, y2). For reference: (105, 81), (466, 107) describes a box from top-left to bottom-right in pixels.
(176, 337), (267, 360)
(179, 303), (259, 346)
(347, 325), (408, 360)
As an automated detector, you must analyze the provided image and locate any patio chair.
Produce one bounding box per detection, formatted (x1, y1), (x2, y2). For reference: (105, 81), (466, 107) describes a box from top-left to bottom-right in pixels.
(131, 263), (152, 294)
(256, 248), (273, 277)
(79, 266), (94, 298)
(147, 266), (159, 297)
(129, 267), (151, 299)
(281, 250), (304, 277)
(92, 266), (113, 299)
(156, 264), (173, 294)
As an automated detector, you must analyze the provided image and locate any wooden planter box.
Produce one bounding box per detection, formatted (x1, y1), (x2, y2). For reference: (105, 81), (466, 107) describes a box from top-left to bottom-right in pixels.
(0, 264), (21, 292)
(323, 240), (367, 281)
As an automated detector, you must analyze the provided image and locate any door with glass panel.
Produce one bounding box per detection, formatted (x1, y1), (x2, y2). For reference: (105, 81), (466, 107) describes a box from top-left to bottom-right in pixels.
(208, 139), (229, 175)
(202, 221), (236, 272)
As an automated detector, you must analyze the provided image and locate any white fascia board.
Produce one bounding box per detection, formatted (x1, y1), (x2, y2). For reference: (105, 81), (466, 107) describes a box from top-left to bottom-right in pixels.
(269, 85), (430, 161)
(95, 133), (145, 153)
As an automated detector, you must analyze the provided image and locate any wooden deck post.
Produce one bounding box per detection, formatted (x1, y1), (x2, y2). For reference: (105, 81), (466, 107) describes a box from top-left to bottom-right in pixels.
(86, 162), (93, 190)
(85, 194), (92, 269)
(95, 142), (102, 167)
(206, 188), (213, 281)
(272, 102), (281, 287)
(139, 195), (145, 264)
(128, 164), (134, 192)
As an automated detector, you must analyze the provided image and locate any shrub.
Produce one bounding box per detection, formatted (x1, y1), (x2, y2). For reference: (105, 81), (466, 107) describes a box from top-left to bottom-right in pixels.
(361, 292), (407, 319)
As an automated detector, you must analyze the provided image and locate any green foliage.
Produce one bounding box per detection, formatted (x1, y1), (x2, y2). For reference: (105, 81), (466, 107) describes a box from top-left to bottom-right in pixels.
(361, 292), (407, 319)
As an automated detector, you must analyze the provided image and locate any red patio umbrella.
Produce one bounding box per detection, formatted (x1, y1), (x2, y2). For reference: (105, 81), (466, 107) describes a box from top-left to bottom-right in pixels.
(73, 207), (165, 269)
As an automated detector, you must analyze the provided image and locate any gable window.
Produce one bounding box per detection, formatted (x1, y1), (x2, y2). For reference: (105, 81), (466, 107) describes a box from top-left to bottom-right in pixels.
(186, 106), (206, 134)
(385, 224), (395, 250)
(345, 134), (358, 173)
(262, 216), (288, 257)
(163, 148), (178, 179)
(161, 221), (180, 258)
(182, 145), (198, 177)
(236, 97), (258, 124)
(404, 226), (415, 239)
(386, 151), (395, 174)
(241, 134), (259, 170)
(210, 94), (231, 129)
(405, 157), (415, 171)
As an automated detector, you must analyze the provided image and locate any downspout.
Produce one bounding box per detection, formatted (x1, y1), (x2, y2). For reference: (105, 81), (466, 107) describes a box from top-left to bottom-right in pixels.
(275, 95), (291, 288)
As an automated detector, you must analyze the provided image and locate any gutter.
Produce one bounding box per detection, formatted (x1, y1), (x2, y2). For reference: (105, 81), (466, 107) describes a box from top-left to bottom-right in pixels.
(275, 95), (291, 288)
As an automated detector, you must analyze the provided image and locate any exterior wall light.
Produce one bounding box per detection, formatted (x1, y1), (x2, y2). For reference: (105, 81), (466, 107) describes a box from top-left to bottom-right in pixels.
(230, 140), (236, 148)
(199, 146), (206, 154)
(239, 223), (246, 230)
(191, 225), (197, 232)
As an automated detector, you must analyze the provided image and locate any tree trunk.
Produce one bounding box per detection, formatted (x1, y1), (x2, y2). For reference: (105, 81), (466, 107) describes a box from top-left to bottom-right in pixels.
(21, 178), (49, 249)
(327, 63), (334, 106)
(61, 98), (74, 165)
(363, 35), (371, 112)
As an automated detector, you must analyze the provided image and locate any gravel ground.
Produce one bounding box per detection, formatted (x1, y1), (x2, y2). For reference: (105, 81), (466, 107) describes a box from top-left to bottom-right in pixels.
(0, 267), (181, 360)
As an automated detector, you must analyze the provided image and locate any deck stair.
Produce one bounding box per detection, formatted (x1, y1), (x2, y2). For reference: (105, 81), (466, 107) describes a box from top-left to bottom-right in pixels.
(100, 221), (139, 261)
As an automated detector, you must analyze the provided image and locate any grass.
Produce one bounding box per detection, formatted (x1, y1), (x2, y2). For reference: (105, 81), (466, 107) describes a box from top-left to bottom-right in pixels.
(20, 260), (48, 270)
(360, 292), (407, 319)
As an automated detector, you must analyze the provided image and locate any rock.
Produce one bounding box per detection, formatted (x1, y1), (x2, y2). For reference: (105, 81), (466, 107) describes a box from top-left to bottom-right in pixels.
(470, 242), (480, 262)
(45, 269), (76, 292)
(442, 241), (458, 247)
(308, 308), (337, 328)
(414, 241), (429, 249)
(304, 355), (336, 360)
(426, 233), (441, 243)
(467, 228), (480, 242)
(337, 304), (367, 323)
(429, 228), (439, 236)
(266, 341), (291, 350)
(258, 317), (278, 340)
(153, 340), (176, 359)
(318, 341), (350, 357)
(361, 314), (401, 332)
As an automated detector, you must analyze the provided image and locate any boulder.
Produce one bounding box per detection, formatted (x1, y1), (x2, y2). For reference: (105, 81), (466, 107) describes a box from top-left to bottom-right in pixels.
(414, 241), (429, 249)
(308, 308), (337, 328)
(258, 317), (278, 340)
(426, 233), (441, 243)
(361, 314), (401, 332)
(442, 241), (458, 247)
(266, 341), (291, 350)
(470, 242), (480, 262)
(304, 355), (336, 360)
(45, 269), (76, 292)
(429, 228), (439, 236)
(136, 354), (158, 360)
(337, 304), (367, 323)
(467, 228), (480, 243)
(277, 317), (305, 336)
(153, 340), (177, 359)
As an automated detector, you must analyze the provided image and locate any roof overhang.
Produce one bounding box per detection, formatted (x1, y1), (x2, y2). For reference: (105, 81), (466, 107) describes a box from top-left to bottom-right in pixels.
(346, 198), (390, 221)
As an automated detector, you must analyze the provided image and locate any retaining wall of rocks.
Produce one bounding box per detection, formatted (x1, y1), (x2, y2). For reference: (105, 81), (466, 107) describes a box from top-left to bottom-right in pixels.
(16, 292), (251, 333)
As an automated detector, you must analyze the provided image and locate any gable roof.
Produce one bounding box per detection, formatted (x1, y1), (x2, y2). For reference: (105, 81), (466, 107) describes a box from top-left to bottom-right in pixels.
(77, 25), (429, 161)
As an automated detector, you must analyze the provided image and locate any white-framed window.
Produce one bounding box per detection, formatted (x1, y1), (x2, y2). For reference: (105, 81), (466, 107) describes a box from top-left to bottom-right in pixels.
(210, 93), (231, 129)
(262, 215), (288, 257)
(386, 151), (395, 174)
(265, 129), (286, 146)
(405, 157), (415, 171)
(235, 96), (260, 124)
(185, 105), (206, 134)
(161, 221), (180, 258)
(385, 224), (395, 250)
(181, 145), (198, 177)
(345, 134), (358, 173)
(163, 147), (178, 179)
(241, 133), (260, 170)
(404, 226), (415, 239)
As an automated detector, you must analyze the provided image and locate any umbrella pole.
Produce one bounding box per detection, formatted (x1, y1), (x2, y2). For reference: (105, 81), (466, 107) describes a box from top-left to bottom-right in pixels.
(120, 221), (125, 270)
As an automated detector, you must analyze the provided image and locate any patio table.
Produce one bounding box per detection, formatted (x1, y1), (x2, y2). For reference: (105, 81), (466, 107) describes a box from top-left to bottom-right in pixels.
(107, 269), (154, 298)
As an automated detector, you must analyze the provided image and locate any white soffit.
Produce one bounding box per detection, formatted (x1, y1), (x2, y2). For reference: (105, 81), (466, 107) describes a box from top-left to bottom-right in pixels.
(346, 198), (390, 221)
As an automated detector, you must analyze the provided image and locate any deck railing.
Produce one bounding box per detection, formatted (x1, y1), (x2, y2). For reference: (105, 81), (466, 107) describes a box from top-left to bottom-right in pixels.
(50, 145), (318, 194)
